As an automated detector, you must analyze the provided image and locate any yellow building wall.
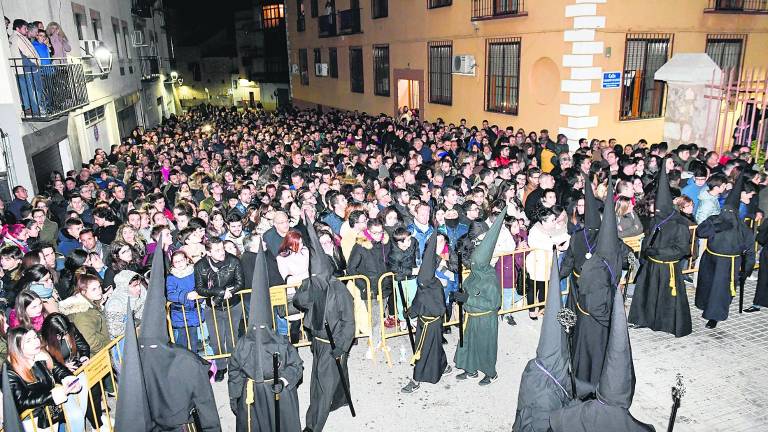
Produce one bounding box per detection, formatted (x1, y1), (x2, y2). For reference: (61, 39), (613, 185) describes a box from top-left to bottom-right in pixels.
(287, 0), (768, 145)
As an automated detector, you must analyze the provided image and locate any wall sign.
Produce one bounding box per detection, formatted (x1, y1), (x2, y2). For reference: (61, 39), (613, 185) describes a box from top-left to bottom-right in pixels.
(602, 71), (622, 89)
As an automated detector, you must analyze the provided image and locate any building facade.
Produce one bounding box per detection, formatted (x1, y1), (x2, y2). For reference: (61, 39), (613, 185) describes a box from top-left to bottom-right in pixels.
(285, 0), (768, 147)
(0, 0), (178, 196)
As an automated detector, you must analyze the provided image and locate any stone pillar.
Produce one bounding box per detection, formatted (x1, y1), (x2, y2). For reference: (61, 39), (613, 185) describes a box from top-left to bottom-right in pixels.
(655, 54), (722, 151)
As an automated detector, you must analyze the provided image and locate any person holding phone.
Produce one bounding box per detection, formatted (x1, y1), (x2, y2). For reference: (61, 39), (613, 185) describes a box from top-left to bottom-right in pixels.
(6, 327), (87, 431)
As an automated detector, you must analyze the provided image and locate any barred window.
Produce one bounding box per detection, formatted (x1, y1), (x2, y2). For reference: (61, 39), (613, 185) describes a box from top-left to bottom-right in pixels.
(310, 0), (318, 17)
(373, 45), (390, 96)
(262, 4), (285, 28)
(428, 41), (452, 105)
(620, 33), (673, 120)
(428, 0), (452, 8)
(329, 47), (338, 78)
(706, 34), (746, 78)
(372, 0), (388, 18)
(299, 48), (309, 85)
(485, 37), (520, 115)
(314, 48), (322, 76)
(350, 46), (364, 93)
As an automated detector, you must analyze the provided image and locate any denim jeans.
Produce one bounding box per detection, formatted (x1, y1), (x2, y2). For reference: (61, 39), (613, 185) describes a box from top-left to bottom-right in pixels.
(173, 325), (200, 354)
(394, 278), (417, 321)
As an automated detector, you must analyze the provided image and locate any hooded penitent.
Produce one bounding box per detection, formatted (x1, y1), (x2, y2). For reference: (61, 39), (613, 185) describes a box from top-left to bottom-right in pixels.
(583, 173), (602, 230)
(115, 298), (152, 431)
(655, 162), (674, 217)
(464, 206), (508, 298)
(412, 232), (445, 317)
(138, 236), (169, 344)
(512, 256), (571, 432)
(2, 364), (23, 432)
(549, 288), (655, 432)
(247, 239), (273, 381)
(304, 217), (332, 332)
(589, 173), (622, 284)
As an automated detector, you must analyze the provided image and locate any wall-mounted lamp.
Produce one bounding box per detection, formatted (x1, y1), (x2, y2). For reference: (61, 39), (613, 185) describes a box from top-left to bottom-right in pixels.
(94, 46), (113, 74)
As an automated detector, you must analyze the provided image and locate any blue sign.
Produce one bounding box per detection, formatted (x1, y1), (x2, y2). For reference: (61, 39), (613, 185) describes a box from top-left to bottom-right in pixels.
(602, 72), (621, 89)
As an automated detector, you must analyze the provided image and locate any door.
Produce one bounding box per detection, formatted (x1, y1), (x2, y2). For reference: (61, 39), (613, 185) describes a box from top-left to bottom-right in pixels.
(397, 79), (420, 114)
(276, 88), (289, 108)
(249, 91), (255, 107)
(32, 145), (63, 192)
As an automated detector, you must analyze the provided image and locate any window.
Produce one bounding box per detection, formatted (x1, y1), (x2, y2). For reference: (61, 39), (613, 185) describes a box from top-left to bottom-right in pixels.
(121, 23), (131, 59)
(311, 0), (318, 17)
(74, 12), (86, 40)
(620, 33), (673, 120)
(112, 23), (122, 58)
(428, 0), (452, 8)
(349, 46), (364, 93)
(706, 34), (746, 78)
(84, 106), (105, 126)
(314, 48), (322, 76)
(428, 41), (452, 105)
(299, 49), (309, 85)
(372, 0), (388, 18)
(90, 10), (102, 41)
(297, 0), (306, 31)
(329, 47), (338, 78)
(472, 0), (525, 20)
(485, 37), (521, 115)
(262, 4), (285, 28)
(373, 45), (390, 96)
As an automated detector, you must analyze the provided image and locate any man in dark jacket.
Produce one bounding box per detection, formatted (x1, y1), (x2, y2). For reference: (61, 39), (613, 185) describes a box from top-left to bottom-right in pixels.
(346, 218), (390, 300)
(194, 237), (245, 381)
(7, 185), (31, 221)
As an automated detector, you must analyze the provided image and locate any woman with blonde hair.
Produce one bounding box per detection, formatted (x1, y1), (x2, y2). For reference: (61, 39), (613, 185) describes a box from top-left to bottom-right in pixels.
(45, 21), (71, 60)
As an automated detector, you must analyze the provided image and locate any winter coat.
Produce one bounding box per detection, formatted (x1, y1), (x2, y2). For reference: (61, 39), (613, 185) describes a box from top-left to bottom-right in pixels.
(276, 247), (310, 284)
(58, 293), (110, 353)
(387, 239), (418, 281)
(56, 229), (81, 256)
(194, 253), (245, 309)
(104, 270), (147, 339)
(347, 231), (390, 295)
(39, 219), (59, 246)
(167, 265), (203, 328)
(617, 212), (644, 238)
(407, 222), (434, 265)
(695, 188), (720, 224)
(7, 359), (73, 428)
(526, 223), (570, 281)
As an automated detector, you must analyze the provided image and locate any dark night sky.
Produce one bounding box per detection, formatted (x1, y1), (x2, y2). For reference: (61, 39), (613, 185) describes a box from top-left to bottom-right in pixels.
(166, 0), (243, 46)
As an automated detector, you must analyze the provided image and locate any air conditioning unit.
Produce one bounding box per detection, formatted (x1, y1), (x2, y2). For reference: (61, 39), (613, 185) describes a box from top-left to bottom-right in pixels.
(132, 30), (148, 47)
(80, 39), (100, 57)
(452, 55), (476, 75)
(315, 63), (329, 76)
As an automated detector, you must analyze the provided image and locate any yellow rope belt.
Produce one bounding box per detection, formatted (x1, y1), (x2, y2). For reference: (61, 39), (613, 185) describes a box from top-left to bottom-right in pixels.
(315, 337), (330, 344)
(573, 270), (580, 279)
(648, 257), (680, 297)
(410, 315), (440, 365)
(462, 310), (493, 335)
(705, 247), (740, 297)
(576, 301), (590, 316)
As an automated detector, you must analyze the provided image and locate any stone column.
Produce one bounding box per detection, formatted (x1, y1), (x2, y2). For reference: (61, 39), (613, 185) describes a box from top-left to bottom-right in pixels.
(655, 53), (722, 151)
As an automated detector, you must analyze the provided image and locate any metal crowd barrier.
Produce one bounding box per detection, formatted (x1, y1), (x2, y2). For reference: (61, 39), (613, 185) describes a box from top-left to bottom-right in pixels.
(166, 275), (376, 362)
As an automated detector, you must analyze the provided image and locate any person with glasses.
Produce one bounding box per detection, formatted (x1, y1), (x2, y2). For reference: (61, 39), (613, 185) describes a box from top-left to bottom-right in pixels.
(347, 218), (390, 301)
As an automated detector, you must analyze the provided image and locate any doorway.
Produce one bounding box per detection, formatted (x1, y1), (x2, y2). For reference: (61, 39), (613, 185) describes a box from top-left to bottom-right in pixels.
(392, 68), (424, 119)
(397, 79), (420, 112)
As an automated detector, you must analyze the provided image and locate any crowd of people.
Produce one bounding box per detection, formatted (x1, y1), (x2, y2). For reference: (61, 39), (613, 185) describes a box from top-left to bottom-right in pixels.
(0, 100), (766, 431)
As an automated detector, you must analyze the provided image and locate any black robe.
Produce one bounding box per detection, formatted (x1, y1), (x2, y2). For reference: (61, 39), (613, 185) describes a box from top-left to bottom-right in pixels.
(751, 222), (768, 307)
(628, 213), (692, 337)
(139, 343), (221, 431)
(572, 260), (613, 390)
(560, 227), (598, 310)
(409, 278), (448, 383)
(293, 278), (355, 432)
(548, 400), (656, 432)
(228, 328), (303, 432)
(695, 216), (756, 321)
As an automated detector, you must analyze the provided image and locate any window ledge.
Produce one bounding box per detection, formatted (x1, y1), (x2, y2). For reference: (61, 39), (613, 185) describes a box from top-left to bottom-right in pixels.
(703, 8), (768, 14)
(472, 12), (528, 21)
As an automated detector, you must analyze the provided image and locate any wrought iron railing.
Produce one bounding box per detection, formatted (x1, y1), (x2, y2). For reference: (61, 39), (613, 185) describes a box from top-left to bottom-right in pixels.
(139, 55), (160, 80)
(706, 0), (768, 13)
(9, 58), (89, 121)
(472, 0), (526, 20)
(318, 13), (337, 37)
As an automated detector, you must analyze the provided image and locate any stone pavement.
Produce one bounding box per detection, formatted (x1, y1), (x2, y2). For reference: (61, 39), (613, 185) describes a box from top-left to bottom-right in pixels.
(210, 281), (768, 431)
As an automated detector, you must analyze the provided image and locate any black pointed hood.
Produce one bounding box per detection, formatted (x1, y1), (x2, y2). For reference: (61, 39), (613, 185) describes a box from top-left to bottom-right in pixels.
(594, 174), (622, 282)
(583, 174), (601, 229)
(655, 161), (674, 216)
(115, 298), (152, 431)
(417, 232), (439, 286)
(2, 365), (23, 432)
(470, 205), (508, 268)
(536, 254), (570, 383)
(249, 239), (272, 329)
(723, 174), (743, 211)
(596, 288), (635, 409)
(306, 215), (332, 278)
(139, 236), (168, 344)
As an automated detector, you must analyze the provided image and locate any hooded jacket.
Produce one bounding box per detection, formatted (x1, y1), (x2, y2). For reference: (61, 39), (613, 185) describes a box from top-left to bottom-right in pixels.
(104, 270), (147, 339)
(58, 293), (111, 354)
(166, 264), (203, 327)
(347, 230), (390, 294)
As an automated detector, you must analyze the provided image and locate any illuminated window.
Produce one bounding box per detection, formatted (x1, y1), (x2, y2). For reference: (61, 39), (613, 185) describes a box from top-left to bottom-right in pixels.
(262, 4), (285, 28)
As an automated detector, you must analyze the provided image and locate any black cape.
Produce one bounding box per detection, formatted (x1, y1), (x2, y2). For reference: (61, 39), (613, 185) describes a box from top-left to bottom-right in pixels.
(628, 212), (692, 337)
(228, 327), (303, 432)
(751, 221), (768, 307)
(549, 400), (656, 432)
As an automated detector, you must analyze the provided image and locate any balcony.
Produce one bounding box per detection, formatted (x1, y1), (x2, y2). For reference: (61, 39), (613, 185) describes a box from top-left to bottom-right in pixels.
(471, 0), (527, 20)
(10, 58), (89, 122)
(139, 55), (160, 81)
(705, 0), (768, 13)
(318, 14), (337, 37)
(338, 8), (361, 35)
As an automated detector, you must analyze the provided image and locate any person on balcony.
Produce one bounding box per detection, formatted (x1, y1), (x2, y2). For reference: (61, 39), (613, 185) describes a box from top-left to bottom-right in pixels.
(9, 19), (42, 116)
(44, 22), (70, 60)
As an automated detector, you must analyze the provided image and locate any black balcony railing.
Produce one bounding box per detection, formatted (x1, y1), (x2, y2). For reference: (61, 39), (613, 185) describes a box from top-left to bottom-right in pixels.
(338, 8), (361, 35)
(10, 58), (89, 121)
(705, 0), (768, 13)
(319, 14), (337, 37)
(471, 0), (526, 20)
(139, 56), (160, 80)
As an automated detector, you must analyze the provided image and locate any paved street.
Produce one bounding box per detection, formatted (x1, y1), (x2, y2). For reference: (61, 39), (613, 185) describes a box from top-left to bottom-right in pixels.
(210, 281), (768, 431)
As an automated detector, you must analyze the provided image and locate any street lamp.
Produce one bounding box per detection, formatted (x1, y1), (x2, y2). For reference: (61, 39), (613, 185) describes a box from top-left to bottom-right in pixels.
(93, 46), (113, 75)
